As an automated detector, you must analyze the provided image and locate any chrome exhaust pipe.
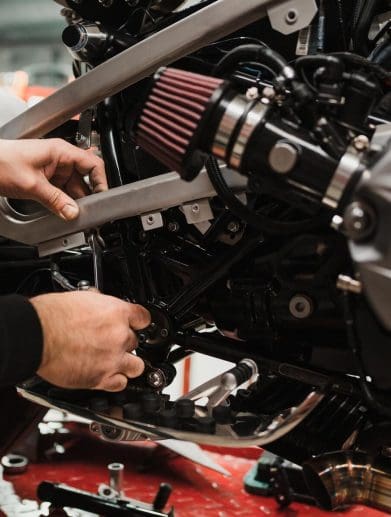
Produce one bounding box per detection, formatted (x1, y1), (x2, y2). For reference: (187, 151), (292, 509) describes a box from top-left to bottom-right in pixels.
(303, 451), (391, 512)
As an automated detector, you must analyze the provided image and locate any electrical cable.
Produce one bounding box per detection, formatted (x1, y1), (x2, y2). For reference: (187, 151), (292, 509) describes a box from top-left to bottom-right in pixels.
(205, 156), (324, 235)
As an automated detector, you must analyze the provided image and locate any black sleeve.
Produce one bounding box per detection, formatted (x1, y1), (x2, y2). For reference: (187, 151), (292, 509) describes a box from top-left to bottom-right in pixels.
(0, 295), (43, 386)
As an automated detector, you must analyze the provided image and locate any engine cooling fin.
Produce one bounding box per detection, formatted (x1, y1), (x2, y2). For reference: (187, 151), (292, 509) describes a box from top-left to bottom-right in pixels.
(136, 67), (224, 179)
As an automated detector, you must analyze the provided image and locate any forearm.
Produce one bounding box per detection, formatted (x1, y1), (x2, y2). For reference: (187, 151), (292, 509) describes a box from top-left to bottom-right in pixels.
(0, 295), (43, 386)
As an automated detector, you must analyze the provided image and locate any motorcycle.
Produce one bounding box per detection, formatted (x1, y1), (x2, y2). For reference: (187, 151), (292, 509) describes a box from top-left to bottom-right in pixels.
(1, 0), (391, 512)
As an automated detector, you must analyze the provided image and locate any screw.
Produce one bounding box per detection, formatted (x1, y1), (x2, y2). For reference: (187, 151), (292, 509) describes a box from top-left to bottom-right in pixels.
(160, 328), (169, 338)
(343, 201), (376, 241)
(191, 204), (200, 213)
(147, 370), (166, 389)
(227, 221), (240, 233)
(167, 221), (179, 232)
(353, 135), (370, 152)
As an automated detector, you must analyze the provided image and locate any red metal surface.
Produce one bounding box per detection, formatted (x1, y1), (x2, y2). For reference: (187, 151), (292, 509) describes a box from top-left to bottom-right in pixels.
(2, 434), (388, 517)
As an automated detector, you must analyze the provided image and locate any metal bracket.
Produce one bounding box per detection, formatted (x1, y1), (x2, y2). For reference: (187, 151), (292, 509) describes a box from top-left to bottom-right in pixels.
(37, 232), (87, 257)
(182, 199), (213, 225)
(267, 0), (317, 35)
(141, 212), (164, 232)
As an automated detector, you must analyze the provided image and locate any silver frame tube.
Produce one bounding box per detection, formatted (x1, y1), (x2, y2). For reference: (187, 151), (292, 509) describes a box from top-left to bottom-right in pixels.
(0, 0), (282, 139)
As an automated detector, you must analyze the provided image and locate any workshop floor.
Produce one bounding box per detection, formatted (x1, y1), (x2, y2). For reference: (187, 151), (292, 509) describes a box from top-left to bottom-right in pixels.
(2, 435), (388, 517)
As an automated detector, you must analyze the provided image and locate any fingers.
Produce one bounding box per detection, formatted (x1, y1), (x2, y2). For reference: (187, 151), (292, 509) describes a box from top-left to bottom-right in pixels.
(126, 304), (151, 331)
(98, 373), (129, 392)
(32, 177), (79, 220)
(65, 173), (91, 199)
(119, 353), (145, 379)
(54, 140), (108, 193)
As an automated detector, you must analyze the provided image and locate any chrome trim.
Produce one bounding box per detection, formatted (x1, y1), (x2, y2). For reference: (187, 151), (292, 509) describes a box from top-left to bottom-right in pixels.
(323, 149), (361, 209)
(229, 103), (268, 170)
(212, 95), (248, 160)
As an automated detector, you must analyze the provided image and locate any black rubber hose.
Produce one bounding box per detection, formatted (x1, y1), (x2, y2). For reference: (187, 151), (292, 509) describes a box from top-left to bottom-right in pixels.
(205, 157), (324, 235)
(214, 44), (289, 78)
(295, 55), (345, 83)
(353, 0), (380, 56)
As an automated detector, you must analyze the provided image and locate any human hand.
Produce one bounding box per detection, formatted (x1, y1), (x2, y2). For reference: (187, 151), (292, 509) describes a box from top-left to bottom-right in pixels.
(0, 138), (107, 220)
(30, 292), (151, 391)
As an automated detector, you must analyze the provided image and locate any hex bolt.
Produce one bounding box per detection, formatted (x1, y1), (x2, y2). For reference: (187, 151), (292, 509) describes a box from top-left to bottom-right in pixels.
(108, 463), (124, 496)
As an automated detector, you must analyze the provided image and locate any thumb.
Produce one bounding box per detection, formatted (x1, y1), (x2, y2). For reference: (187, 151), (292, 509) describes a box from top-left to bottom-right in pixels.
(34, 178), (80, 220)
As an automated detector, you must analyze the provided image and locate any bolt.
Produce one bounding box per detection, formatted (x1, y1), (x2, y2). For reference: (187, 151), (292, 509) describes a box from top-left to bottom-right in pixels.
(191, 204), (200, 214)
(289, 295), (314, 319)
(77, 280), (91, 291)
(227, 221), (240, 233)
(331, 215), (344, 232)
(336, 274), (362, 294)
(246, 87), (259, 100)
(353, 135), (370, 152)
(343, 201), (376, 241)
(262, 86), (276, 100)
(147, 370), (166, 389)
(160, 328), (169, 338)
(167, 221), (179, 232)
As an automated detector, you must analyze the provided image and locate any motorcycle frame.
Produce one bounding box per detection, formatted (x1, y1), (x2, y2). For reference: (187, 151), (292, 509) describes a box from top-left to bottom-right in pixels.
(0, 0), (309, 252)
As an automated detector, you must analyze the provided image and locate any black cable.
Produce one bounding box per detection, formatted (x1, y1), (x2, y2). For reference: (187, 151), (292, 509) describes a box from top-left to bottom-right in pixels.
(214, 44), (289, 78)
(353, 0), (380, 56)
(205, 156), (324, 235)
(343, 291), (391, 418)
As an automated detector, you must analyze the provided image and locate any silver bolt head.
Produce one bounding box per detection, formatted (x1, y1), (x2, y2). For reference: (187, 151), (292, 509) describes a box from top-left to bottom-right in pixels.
(353, 135), (370, 152)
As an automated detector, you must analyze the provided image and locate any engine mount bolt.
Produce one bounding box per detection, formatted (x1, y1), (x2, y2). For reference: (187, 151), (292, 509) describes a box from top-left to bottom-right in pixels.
(343, 201), (376, 241)
(289, 294), (314, 319)
(353, 135), (370, 152)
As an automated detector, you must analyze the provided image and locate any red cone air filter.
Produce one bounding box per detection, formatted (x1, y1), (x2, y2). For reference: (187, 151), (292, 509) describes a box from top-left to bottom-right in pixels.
(136, 67), (224, 180)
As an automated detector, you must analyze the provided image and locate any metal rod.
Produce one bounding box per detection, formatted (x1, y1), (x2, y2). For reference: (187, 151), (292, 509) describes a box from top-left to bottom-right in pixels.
(0, 0), (281, 139)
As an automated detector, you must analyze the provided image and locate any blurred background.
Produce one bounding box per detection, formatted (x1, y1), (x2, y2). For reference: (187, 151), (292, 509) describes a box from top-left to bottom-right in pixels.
(0, 0), (71, 102)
